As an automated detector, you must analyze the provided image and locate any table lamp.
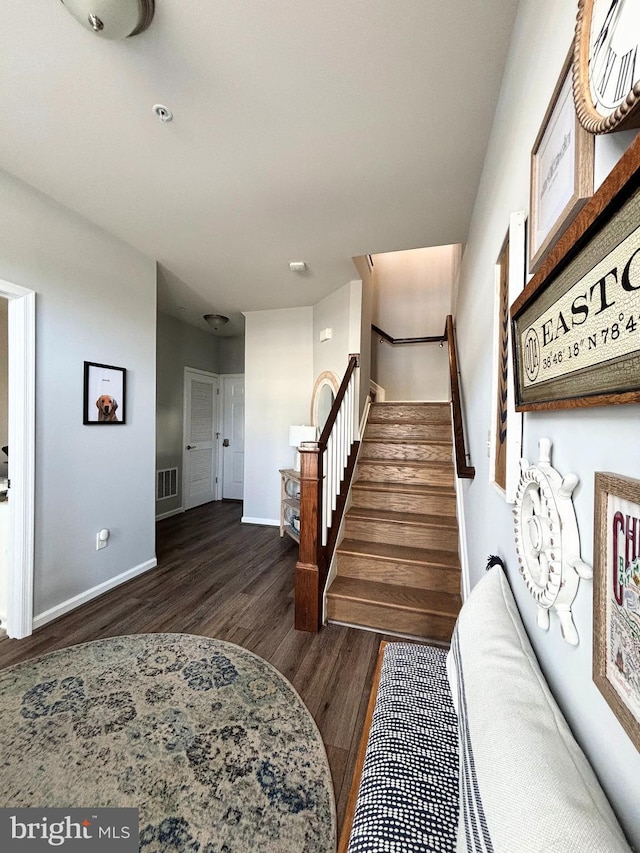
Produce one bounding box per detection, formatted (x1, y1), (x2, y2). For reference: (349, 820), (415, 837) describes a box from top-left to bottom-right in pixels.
(289, 425), (317, 471)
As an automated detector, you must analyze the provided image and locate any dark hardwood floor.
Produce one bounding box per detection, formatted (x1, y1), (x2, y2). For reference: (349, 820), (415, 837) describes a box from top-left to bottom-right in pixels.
(0, 501), (388, 837)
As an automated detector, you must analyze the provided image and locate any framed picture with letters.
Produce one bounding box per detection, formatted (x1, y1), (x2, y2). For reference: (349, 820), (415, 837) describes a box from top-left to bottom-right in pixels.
(512, 134), (640, 411)
(529, 48), (593, 274)
(593, 473), (640, 751)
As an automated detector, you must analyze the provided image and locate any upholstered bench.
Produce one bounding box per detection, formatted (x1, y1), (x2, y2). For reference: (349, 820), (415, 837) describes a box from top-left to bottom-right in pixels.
(339, 567), (632, 853)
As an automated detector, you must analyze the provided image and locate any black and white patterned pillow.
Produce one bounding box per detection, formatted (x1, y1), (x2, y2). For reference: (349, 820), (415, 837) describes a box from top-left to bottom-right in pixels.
(348, 643), (459, 853)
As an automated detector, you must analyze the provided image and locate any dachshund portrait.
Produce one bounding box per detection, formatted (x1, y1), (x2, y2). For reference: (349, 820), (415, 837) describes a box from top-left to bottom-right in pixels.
(96, 395), (119, 422)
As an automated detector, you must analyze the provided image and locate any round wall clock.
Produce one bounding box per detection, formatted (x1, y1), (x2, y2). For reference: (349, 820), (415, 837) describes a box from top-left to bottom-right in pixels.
(573, 0), (640, 133)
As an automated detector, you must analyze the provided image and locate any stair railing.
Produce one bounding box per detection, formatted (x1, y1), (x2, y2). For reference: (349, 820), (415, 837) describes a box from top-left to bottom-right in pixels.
(445, 315), (475, 479)
(295, 355), (361, 632)
(372, 323), (446, 345)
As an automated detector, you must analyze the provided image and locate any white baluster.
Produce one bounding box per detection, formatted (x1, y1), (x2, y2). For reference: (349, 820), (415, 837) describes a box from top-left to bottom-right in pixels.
(322, 445), (329, 546)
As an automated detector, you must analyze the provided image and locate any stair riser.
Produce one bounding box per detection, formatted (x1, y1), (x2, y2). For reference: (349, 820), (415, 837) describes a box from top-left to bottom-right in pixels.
(345, 518), (459, 552)
(357, 462), (454, 487)
(365, 423), (452, 441)
(361, 442), (452, 463)
(336, 552), (460, 594)
(351, 489), (456, 516)
(326, 597), (456, 642)
(368, 404), (450, 424)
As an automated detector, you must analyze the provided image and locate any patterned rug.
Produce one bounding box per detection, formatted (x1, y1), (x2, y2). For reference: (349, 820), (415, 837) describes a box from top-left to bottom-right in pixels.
(0, 633), (336, 852)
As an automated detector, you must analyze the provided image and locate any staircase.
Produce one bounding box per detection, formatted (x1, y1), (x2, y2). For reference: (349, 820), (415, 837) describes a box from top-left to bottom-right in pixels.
(325, 402), (462, 642)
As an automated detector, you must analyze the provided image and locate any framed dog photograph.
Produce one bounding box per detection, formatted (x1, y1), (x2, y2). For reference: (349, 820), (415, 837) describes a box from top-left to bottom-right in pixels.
(83, 361), (126, 425)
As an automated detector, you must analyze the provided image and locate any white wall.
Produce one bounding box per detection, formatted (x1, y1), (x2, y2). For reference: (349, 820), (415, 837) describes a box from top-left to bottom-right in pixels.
(455, 0), (640, 845)
(371, 245), (457, 400)
(313, 280), (362, 387)
(243, 307), (314, 525)
(156, 311), (220, 517)
(358, 265), (373, 415)
(0, 299), (6, 628)
(0, 168), (157, 620)
(219, 334), (245, 374)
(0, 299), (7, 454)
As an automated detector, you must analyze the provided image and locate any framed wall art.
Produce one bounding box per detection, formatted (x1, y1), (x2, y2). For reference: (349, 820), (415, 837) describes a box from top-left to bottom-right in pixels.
(511, 132), (640, 411)
(490, 211), (525, 503)
(593, 472), (640, 750)
(83, 361), (126, 425)
(529, 47), (594, 274)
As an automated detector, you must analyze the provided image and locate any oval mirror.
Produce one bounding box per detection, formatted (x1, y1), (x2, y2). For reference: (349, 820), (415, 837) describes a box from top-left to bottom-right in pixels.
(311, 371), (340, 432)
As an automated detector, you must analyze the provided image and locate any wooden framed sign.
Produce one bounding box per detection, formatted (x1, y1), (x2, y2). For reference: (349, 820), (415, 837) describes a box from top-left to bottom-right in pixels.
(593, 472), (640, 751)
(529, 47), (593, 274)
(512, 133), (640, 411)
(490, 211), (524, 503)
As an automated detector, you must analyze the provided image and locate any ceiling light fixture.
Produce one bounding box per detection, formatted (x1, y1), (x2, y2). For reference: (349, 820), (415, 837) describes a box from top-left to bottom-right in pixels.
(58, 0), (155, 40)
(203, 314), (230, 333)
(289, 261), (307, 273)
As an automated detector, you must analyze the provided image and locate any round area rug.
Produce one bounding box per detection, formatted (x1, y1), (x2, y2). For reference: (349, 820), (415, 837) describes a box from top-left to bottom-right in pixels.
(0, 634), (336, 852)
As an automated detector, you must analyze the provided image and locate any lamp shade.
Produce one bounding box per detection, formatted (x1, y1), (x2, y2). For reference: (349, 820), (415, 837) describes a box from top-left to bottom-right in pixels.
(288, 425), (316, 447)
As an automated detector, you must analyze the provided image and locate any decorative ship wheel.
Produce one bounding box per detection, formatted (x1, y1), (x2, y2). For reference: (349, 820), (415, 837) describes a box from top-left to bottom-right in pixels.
(513, 438), (592, 645)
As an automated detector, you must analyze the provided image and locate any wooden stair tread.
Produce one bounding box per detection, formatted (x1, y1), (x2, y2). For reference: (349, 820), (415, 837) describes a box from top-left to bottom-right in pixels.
(362, 438), (452, 446)
(351, 481), (455, 496)
(368, 404), (450, 424)
(337, 538), (460, 569)
(358, 459), (452, 470)
(326, 576), (461, 617)
(347, 506), (457, 529)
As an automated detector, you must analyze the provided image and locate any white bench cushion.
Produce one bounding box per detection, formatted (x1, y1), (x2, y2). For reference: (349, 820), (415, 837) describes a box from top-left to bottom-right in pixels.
(448, 566), (630, 853)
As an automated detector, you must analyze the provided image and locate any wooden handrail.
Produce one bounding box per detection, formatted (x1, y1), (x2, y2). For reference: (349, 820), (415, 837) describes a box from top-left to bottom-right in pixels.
(372, 323), (446, 346)
(319, 355), (359, 446)
(295, 355), (360, 632)
(445, 315), (475, 479)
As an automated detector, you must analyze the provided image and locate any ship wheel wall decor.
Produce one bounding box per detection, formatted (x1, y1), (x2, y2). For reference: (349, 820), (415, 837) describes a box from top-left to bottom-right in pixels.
(513, 438), (592, 645)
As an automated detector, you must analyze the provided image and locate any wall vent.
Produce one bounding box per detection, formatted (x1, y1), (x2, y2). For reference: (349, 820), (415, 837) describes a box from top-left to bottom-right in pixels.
(157, 468), (178, 500)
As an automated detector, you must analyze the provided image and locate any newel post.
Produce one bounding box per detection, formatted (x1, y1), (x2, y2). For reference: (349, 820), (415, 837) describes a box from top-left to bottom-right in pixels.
(295, 444), (325, 632)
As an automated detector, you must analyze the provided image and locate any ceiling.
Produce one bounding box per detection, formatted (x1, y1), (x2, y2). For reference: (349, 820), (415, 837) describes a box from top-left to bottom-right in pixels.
(1, 1), (518, 334)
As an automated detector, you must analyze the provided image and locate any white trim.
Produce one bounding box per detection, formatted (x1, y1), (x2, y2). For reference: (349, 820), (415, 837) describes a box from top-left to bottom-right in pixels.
(327, 619), (451, 647)
(369, 379), (385, 402)
(156, 506), (185, 521)
(32, 558), (158, 630)
(241, 516), (279, 526)
(358, 396), (371, 439)
(454, 474), (471, 600)
(0, 279), (36, 639)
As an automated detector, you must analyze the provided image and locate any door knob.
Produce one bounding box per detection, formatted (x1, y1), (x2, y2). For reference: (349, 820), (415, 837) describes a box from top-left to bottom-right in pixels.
(222, 438), (230, 447)
(186, 444), (196, 450)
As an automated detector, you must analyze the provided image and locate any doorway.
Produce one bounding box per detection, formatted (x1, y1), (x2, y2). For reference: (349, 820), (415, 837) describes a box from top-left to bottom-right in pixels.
(0, 279), (35, 639)
(182, 368), (219, 510)
(220, 375), (244, 501)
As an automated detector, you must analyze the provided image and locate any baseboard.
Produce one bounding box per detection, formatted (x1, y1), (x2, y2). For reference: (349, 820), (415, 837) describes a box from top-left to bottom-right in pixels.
(454, 476), (471, 600)
(156, 506), (184, 521)
(33, 557), (158, 630)
(241, 517), (279, 527)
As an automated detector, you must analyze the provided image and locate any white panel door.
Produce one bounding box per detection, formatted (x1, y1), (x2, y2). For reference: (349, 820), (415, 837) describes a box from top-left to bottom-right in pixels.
(183, 369), (218, 510)
(222, 375), (244, 500)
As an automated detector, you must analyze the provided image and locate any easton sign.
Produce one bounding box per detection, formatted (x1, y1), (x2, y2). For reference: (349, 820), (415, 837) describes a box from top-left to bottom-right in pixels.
(521, 222), (640, 388)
